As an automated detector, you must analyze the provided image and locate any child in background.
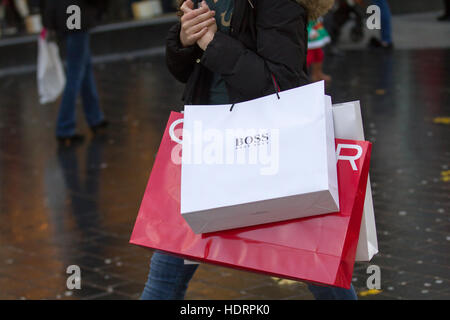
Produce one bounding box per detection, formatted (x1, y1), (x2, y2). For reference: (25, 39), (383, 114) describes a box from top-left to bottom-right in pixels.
(307, 18), (331, 82)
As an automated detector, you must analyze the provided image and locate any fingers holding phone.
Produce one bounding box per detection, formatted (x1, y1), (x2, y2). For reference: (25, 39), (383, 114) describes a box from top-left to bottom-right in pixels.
(180, 0), (216, 48)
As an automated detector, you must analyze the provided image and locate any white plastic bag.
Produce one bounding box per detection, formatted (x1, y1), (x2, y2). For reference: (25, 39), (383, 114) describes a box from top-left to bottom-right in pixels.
(37, 31), (66, 104)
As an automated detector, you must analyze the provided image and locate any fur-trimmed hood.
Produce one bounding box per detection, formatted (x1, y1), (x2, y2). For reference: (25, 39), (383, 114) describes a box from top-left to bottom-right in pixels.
(295, 0), (335, 20)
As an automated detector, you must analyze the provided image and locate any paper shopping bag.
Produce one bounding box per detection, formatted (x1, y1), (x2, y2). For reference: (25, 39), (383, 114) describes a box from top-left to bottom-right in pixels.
(130, 112), (372, 289)
(332, 101), (378, 262)
(181, 81), (339, 234)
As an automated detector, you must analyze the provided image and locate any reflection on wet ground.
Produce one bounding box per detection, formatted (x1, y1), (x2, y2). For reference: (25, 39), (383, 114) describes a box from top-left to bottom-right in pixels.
(0, 49), (449, 300)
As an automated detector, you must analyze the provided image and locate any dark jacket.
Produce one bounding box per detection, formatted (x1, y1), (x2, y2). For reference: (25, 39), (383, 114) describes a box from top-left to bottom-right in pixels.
(166, 0), (334, 104)
(40, 0), (107, 34)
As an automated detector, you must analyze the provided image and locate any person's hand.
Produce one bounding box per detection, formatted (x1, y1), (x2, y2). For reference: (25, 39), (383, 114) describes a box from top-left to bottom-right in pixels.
(179, 0), (216, 48)
(197, 17), (217, 51)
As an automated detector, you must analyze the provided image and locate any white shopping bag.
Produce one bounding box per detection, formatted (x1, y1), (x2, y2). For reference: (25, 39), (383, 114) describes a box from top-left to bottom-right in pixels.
(37, 31), (66, 104)
(180, 81), (339, 234)
(332, 101), (378, 262)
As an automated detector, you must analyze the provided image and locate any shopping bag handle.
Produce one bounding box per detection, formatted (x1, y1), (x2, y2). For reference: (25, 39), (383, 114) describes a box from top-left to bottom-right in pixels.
(229, 31), (280, 112)
(271, 74), (281, 99)
(230, 72), (280, 112)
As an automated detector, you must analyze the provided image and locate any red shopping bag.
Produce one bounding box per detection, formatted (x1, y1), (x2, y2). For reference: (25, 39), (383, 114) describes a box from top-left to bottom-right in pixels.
(130, 112), (372, 289)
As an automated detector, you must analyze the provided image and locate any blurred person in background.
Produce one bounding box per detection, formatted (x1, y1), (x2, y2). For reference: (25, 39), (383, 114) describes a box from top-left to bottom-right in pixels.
(40, 0), (109, 145)
(1, 0), (24, 35)
(141, 0), (358, 301)
(323, 0), (365, 55)
(437, 0), (450, 21)
(368, 0), (393, 49)
(307, 18), (332, 83)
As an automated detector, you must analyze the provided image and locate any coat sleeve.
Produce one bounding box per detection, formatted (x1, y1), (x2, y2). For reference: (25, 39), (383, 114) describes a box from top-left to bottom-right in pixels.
(166, 22), (204, 83)
(200, 0), (308, 99)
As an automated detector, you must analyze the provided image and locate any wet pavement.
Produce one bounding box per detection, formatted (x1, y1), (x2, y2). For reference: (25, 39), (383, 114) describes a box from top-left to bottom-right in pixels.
(1, 26), (450, 300)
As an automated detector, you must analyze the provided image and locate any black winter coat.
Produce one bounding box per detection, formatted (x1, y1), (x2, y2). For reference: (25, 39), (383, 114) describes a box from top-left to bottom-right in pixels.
(40, 0), (107, 34)
(166, 0), (309, 105)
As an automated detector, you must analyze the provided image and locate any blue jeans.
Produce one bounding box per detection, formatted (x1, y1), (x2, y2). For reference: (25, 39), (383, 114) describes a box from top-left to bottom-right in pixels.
(372, 0), (393, 44)
(57, 32), (104, 137)
(141, 252), (358, 300)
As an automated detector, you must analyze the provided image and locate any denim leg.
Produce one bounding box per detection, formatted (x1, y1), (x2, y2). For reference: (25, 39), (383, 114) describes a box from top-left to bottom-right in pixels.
(56, 32), (90, 137)
(141, 252), (357, 300)
(80, 43), (104, 127)
(141, 252), (199, 300)
(307, 283), (358, 300)
(372, 0), (393, 44)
